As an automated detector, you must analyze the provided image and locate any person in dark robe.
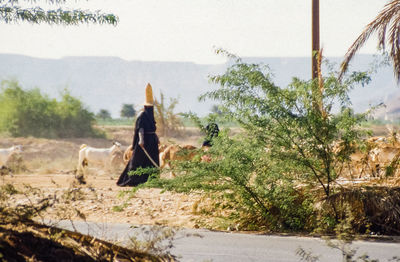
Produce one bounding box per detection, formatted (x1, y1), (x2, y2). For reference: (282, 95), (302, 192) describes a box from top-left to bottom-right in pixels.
(117, 83), (159, 187)
(202, 122), (220, 147)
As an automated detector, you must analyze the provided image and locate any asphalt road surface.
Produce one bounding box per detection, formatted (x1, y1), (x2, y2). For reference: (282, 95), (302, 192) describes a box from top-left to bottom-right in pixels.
(48, 220), (400, 262)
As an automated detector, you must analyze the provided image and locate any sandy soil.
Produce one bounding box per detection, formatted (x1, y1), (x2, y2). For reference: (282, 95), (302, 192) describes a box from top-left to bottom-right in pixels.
(0, 127), (216, 229)
(2, 173), (210, 228)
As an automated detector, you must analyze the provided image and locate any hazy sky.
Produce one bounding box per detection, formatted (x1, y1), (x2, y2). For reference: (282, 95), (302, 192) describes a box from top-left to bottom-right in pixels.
(0, 0), (387, 64)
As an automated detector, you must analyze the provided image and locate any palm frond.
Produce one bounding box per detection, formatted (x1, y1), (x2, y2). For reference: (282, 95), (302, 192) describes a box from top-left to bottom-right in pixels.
(388, 14), (400, 81)
(339, 0), (400, 82)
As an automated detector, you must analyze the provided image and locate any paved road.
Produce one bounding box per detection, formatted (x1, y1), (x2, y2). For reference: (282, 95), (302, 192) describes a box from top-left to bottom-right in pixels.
(48, 220), (400, 262)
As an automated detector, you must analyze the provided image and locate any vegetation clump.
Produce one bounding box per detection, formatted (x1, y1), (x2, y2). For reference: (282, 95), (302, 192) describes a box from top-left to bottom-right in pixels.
(120, 104), (137, 118)
(143, 52), (400, 235)
(0, 80), (104, 138)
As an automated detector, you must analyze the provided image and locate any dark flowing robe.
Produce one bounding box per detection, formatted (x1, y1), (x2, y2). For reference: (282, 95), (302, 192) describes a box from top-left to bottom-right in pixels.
(117, 107), (159, 186)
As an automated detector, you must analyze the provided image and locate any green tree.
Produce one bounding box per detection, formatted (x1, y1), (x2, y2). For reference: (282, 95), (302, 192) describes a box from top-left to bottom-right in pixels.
(203, 55), (370, 218)
(0, 0), (118, 25)
(120, 104), (136, 118)
(340, 0), (400, 81)
(0, 80), (101, 138)
(148, 54), (372, 231)
(0, 80), (58, 137)
(55, 89), (101, 137)
(96, 109), (111, 120)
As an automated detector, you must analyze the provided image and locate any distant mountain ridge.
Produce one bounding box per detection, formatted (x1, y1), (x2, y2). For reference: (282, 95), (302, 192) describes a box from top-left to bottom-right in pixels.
(0, 54), (398, 118)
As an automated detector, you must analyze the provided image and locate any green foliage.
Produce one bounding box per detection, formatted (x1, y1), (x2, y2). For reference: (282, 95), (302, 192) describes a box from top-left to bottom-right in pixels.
(128, 167), (160, 179)
(0, 0), (118, 25)
(147, 133), (314, 231)
(120, 103), (136, 118)
(146, 54), (373, 232)
(112, 202), (128, 212)
(202, 56), (370, 216)
(181, 112), (217, 133)
(0, 80), (103, 138)
(96, 109), (112, 120)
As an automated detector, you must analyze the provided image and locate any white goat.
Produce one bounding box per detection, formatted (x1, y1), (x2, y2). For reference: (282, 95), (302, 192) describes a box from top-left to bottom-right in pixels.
(0, 145), (23, 166)
(77, 142), (122, 173)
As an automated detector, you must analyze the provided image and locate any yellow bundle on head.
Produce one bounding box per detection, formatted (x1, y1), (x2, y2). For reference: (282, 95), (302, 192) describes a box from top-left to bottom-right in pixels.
(144, 83), (154, 106)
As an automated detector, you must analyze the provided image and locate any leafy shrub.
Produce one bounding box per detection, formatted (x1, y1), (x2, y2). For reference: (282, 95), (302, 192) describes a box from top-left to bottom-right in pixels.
(145, 132), (314, 231)
(0, 80), (103, 138)
(146, 52), (372, 232)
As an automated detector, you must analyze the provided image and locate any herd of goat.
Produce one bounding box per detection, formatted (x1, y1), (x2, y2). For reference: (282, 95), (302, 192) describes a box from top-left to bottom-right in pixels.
(2, 134), (400, 178)
(0, 141), (201, 176)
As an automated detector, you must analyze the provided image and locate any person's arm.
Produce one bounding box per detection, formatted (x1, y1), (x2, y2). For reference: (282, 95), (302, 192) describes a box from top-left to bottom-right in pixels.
(138, 128), (145, 148)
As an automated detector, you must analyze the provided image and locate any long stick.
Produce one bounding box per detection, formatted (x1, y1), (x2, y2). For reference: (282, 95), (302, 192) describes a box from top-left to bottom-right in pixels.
(312, 0), (320, 80)
(141, 146), (160, 168)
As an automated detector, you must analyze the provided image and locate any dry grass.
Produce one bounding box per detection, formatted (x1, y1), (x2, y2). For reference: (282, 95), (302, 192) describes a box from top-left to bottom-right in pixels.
(0, 221), (175, 261)
(323, 186), (400, 235)
(0, 178), (177, 261)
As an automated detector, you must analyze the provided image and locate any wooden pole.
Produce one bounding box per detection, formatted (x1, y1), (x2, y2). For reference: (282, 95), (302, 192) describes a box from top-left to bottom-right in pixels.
(312, 0), (320, 80)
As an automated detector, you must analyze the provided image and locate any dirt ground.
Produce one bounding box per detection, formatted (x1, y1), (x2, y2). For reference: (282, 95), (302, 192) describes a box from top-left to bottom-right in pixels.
(2, 173), (211, 228)
(0, 127), (218, 229)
